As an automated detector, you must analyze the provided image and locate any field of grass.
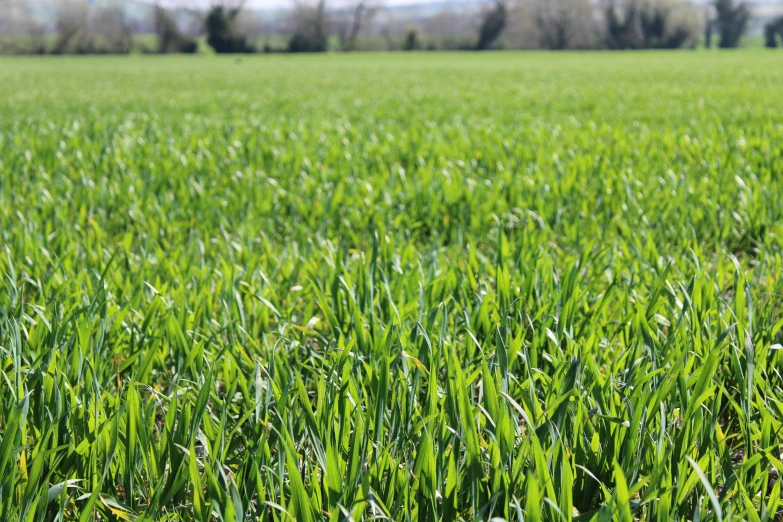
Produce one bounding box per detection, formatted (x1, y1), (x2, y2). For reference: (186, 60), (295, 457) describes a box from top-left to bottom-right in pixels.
(1, 51), (783, 521)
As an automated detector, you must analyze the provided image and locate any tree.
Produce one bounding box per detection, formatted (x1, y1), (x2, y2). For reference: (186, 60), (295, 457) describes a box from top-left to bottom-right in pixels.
(533, 0), (595, 50)
(604, 0), (641, 49)
(704, 15), (714, 48)
(205, 2), (256, 53)
(476, 0), (508, 50)
(0, 0), (46, 54)
(403, 28), (420, 51)
(91, 5), (133, 54)
(51, 2), (88, 54)
(504, 0), (542, 49)
(337, 1), (381, 51)
(764, 16), (783, 48)
(425, 8), (475, 50)
(288, 0), (328, 52)
(0, 0), (7, 34)
(714, 0), (749, 48)
(49, 1), (133, 55)
(604, 0), (698, 50)
(638, 3), (693, 49)
(381, 27), (396, 51)
(155, 5), (198, 54)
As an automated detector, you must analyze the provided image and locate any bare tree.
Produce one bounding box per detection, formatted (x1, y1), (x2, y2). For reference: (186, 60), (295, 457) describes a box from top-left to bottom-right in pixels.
(51, 1), (89, 54)
(154, 3), (199, 53)
(704, 11), (714, 48)
(0, 0), (46, 54)
(47, 1), (132, 54)
(336, 0), (382, 51)
(92, 5), (133, 53)
(289, 0), (328, 52)
(424, 8), (476, 50)
(504, 0), (597, 50)
(0, 0), (13, 37)
(380, 26), (396, 50)
(533, 0), (596, 50)
(504, 0), (542, 49)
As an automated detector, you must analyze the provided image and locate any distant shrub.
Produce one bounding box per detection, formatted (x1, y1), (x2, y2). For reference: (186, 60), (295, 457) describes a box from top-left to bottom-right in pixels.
(51, 5), (90, 55)
(438, 38), (477, 51)
(604, 1), (638, 49)
(604, 0), (697, 50)
(288, 31), (327, 53)
(156, 7), (198, 54)
(403, 29), (421, 51)
(205, 6), (255, 54)
(0, 38), (47, 56)
(714, 0), (750, 48)
(765, 16), (783, 48)
(533, 0), (597, 51)
(639, 5), (692, 48)
(336, 0), (380, 52)
(476, 1), (508, 50)
(50, 5), (132, 55)
(288, 1), (328, 53)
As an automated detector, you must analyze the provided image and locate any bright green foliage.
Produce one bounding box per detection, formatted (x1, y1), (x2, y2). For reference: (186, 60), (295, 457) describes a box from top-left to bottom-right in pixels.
(1, 52), (783, 521)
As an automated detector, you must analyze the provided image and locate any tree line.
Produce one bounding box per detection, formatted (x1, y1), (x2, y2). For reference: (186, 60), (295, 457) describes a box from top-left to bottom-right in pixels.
(0, 0), (780, 55)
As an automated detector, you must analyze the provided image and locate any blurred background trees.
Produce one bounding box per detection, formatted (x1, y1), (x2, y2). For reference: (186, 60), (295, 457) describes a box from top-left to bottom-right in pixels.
(532, 0), (597, 50)
(154, 4), (198, 54)
(603, 0), (700, 50)
(205, 4), (256, 53)
(0, 0), (778, 55)
(288, 0), (328, 52)
(476, 1), (507, 50)
(765, 15), (783, 46)
(50, 0), (131, 54)
(711, 0), (751, 47)
(336, 0), (381, 51)
(0, 0), (46, 53)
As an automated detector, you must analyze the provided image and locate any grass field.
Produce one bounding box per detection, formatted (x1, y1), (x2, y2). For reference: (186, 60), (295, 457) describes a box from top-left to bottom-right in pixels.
(1, 51), (783, 521)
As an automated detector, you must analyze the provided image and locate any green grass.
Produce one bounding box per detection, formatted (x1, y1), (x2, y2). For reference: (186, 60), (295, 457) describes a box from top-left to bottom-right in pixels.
(1, 51), (782, 521)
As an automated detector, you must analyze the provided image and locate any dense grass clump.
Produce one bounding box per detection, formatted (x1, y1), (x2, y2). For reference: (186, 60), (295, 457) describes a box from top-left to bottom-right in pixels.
(1, 52), (783, 521)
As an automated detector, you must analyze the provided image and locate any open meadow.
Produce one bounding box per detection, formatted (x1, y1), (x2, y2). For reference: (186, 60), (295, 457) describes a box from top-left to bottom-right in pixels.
(1, 51), (783, 521)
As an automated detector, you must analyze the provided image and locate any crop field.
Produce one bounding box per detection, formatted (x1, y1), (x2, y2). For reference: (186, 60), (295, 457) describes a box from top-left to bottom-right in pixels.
(1, 52), (783, 521)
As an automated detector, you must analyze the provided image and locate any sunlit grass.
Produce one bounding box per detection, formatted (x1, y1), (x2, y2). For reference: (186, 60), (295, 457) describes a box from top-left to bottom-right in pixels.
(1, 51), (782, 521)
